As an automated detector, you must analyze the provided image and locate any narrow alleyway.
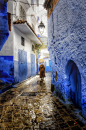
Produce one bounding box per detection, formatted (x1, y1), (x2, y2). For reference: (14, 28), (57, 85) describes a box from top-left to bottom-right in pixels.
(0, 73), (86, 130)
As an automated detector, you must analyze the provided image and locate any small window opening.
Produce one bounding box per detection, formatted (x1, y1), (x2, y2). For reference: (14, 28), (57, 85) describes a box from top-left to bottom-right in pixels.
(7, 12), (11, 31)
(32, 45), (34, 51)
(21, 37), (25, 46)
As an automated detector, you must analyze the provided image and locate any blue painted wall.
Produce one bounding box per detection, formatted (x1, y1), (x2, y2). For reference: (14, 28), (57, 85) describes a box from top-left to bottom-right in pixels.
(0, 56), (14, 84)
(0, 1), (9, 50)
(44, 58), (51, 72)
(31, 54), (36, 76)
(48, 0), (86, 119)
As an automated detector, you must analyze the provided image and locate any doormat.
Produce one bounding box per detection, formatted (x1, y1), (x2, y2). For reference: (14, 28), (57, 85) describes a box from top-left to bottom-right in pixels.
(21, 92), (37, 96)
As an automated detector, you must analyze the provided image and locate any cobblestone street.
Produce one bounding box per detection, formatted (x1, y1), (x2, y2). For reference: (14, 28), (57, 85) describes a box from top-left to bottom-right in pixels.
(0, 73), (86, 130)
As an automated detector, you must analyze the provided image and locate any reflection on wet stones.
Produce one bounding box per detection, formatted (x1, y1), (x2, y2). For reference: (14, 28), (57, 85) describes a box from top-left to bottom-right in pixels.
(0, 73), (85, 129)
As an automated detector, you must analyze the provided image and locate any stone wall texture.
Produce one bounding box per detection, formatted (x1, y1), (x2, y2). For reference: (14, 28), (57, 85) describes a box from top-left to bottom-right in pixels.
(47, 0), (86, 119)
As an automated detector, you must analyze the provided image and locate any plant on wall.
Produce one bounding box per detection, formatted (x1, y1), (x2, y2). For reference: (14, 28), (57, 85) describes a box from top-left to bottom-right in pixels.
(35, 43), (47, 54)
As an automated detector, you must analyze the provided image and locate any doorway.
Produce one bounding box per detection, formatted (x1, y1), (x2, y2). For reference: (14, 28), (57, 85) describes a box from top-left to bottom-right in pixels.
(18, 49), (27, 82)
(66, 60), (81, 108)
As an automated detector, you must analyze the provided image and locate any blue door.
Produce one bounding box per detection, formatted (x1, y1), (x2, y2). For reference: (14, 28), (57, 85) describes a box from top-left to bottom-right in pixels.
(31, 54), (35, 76)
(18, 50), (27, 82)
(49, 60), (51, 72)
(67, 60), (81, 108)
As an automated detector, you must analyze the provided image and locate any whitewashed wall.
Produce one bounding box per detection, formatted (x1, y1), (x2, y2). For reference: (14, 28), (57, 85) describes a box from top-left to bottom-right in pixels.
(13, 26), (36, 63)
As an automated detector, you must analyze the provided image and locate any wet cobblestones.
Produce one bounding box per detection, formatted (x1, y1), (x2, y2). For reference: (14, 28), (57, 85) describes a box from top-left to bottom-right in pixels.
(0, 73), (86, 130)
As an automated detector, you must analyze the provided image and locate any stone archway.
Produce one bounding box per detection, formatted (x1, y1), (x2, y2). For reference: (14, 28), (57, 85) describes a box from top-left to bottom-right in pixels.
(66, 60), (81, 109)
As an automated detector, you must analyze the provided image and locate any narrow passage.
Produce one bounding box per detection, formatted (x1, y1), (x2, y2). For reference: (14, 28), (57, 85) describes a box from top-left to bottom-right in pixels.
(0, 73), (85, 130)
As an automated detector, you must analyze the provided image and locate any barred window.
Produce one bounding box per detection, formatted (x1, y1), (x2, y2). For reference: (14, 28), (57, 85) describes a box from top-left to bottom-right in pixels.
(21, 37), (25, 46)
(20, 5), (26, 21)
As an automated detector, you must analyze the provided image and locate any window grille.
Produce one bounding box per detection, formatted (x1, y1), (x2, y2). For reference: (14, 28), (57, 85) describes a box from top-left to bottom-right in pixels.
(19, 5), (26, 21)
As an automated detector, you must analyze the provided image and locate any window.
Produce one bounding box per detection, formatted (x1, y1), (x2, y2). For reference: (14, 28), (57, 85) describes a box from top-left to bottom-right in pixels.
(20, 5), (26, 21)
(7, 12), (11, 31)
(31, 0), (34, 10)
(32, 45), (34, 51)
(21, 37), (25, 46)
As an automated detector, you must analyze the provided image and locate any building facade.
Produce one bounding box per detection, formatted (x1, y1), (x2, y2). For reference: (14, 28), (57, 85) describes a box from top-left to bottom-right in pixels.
(44, 0), (86, 119)
(0, 0), (42, 84)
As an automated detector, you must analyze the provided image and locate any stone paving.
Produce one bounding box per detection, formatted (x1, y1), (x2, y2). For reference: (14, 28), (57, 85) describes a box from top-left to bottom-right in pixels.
(0, 73), (86, 130)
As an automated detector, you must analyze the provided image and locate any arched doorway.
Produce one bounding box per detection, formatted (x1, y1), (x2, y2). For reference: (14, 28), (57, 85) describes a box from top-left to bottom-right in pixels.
(66, 60), (81, 108)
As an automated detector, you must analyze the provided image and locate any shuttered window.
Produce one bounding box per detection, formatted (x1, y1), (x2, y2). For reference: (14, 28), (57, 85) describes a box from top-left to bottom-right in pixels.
(7, 12), (11, 31)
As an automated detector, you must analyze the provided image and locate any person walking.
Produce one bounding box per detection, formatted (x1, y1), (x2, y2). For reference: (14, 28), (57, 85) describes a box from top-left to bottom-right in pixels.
(39, 63), (46, 80)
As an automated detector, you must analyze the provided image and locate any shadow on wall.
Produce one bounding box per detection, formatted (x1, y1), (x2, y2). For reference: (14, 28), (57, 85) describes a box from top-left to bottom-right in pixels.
(66, 60), (81, 109)
(0, 1), (9, 50)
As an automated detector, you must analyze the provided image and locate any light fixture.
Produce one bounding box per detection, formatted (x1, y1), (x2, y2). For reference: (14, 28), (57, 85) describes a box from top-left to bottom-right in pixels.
(38, 21), (45, 35)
